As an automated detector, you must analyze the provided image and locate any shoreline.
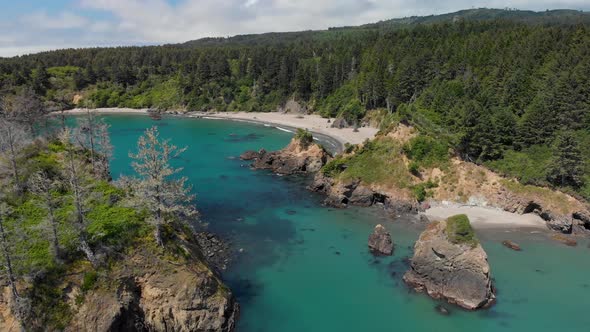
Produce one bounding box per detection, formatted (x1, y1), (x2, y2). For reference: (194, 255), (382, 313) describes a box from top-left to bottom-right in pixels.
(59, 108), (379, 149)
(60, 108), (551, 232)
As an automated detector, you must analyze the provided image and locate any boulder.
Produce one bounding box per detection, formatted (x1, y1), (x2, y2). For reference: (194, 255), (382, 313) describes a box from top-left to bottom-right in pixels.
(349, 185), (376, 207)
(502, 240), (521, 251)
(331, 117), (349, 129)
(368, 224), (393, 256)
(403, 217), (495, 310)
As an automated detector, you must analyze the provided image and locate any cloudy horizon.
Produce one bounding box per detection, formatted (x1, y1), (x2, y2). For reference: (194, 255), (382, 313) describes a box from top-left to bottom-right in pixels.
(1, 0), (589, 58)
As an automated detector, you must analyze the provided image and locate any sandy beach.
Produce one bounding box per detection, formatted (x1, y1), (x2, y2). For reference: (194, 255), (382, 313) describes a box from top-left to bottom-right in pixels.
(425, 205), (547, 230)
(62, 109), (379, 146)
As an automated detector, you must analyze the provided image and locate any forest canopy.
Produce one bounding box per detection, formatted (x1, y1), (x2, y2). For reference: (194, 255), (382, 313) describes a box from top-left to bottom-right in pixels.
(0, 9), (589, 199)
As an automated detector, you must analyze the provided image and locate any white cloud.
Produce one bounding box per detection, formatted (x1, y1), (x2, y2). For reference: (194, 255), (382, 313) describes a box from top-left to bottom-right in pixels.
(1, 0), (589, 57)
(21, 11), (89, 30)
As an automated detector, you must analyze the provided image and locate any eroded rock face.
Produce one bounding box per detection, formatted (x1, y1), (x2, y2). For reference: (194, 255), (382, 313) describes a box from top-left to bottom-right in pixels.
(64, 229), (239, 332)
(403, 220), (495, 310)
(248, 138), (330, 175)
(368, 224), (393, 256)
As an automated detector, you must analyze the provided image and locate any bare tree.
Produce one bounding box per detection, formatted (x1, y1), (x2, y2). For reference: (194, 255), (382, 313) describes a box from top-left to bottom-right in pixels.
(0, 120), (30, 193)
(74, 111), (113, 178)
(129, 126), (196, 246)
(59, 128), (97, 266)
(5, 88), (45, 135)
(29, 172), (62, 260)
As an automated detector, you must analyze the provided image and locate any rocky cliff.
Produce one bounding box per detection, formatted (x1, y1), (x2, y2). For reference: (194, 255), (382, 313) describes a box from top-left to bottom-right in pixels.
(403, 216), (495, 310)
(242, 134), (331, 175)
(0, 224), (238, 332)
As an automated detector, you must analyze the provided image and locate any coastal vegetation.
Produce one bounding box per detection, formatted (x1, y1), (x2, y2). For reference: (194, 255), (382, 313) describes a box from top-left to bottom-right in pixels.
(1, 9), (588, 201)
(445, 214), (478, 247)
(0, 112), (233, 330)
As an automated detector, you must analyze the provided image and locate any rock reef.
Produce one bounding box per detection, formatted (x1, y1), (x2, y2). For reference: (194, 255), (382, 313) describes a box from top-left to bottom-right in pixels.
(403, 217), (495, 310)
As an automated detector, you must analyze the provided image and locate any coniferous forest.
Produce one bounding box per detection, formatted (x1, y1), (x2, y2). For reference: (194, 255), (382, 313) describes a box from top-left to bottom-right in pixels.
(1, 9), (589, 199)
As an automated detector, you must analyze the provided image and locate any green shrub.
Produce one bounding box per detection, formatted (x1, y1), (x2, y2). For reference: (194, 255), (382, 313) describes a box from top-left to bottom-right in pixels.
(411, 180), (437, 202)
(403, 135), (449, 168)
(321, 157), (349, 177)
(408, 161), (420, 176)
(445, 214), (478, 247)
(294, 128), (314, 147)
(81, 271), (98, 292)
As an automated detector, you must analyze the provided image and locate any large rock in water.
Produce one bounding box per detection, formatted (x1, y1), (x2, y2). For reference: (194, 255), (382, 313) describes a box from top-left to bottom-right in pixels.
(403, 216), (495, 310)
(368, 224), (393, 255)
(249, 136), (330, 175)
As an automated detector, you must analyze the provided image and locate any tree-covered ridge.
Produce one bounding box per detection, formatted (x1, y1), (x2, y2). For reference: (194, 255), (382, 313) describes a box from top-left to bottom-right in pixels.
(0, 9), (588, 199)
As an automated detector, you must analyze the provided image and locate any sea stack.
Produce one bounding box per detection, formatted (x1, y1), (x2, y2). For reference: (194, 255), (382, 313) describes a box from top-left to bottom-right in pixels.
(368, 224), (394, 255)
(403, 215), (495, 310)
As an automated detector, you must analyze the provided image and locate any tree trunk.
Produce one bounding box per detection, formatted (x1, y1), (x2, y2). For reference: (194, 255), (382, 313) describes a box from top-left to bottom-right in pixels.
(0, 218), (19, 299)
(79, 238), (98, 267)
(154, 225), (163, 247)
(47, 203), (61, 260)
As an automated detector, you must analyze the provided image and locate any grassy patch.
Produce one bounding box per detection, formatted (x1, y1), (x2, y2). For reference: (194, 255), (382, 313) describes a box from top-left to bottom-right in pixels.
(445, 214), (478, 247)
(486, 145), (552, 186)
(336, 137), (410, 188)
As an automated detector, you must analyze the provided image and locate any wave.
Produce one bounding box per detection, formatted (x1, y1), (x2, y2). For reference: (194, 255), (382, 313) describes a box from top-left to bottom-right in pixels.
(275, 126), (294, 133)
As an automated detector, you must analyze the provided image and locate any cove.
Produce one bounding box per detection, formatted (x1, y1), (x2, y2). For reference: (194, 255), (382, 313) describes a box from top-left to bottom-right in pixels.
(101, 114), (590, 332)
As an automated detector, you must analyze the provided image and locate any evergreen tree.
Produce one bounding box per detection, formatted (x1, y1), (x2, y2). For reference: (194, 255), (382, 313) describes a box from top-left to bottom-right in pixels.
(547, 131), (585, 188)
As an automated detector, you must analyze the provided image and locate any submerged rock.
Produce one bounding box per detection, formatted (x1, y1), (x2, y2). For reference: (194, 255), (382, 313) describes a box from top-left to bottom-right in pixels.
(403, 216), (495, 310)
(551, 234), (578, 247)
(368, 224), (394, 256)
(502, 240), (522, 251)
(435, 304), (451, 316)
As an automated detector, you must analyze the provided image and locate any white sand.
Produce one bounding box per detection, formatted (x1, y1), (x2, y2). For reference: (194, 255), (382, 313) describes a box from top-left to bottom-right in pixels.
(61, 109), (379, 146)
(191, 112), (378, 146)
(425, 205), (547, 230)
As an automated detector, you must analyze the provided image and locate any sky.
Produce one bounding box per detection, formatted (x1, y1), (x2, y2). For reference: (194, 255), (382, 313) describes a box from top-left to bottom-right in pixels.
(0, 0), (588, 57)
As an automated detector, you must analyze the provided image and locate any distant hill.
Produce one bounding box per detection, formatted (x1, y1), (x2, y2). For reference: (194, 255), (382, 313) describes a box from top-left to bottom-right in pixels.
(181, 8), (590, 47)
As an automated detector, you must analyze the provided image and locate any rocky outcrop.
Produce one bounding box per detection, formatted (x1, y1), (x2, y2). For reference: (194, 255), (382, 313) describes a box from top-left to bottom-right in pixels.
(541, 211), (574, 234)
(2, 225), (239, 332)
(368, 224), (393, 255)
(403, 219), (495, 310)
(309, 172), (419, 215)
(240, 149), (266, 161)
(247, 137), (330, 175)
(67, 242), (238, 332)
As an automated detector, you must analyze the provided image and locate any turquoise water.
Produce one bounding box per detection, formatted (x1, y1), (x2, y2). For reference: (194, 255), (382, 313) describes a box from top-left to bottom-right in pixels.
(100, 114), (590, 332)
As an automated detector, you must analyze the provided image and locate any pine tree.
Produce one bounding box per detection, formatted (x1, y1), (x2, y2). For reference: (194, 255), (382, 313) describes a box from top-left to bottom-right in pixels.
(547, 131), (585, 188)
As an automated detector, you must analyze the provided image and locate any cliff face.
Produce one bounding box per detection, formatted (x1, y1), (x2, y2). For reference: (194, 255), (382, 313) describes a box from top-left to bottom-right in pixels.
(0, 227), (238, 332)
(403, 219), (495, 310)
